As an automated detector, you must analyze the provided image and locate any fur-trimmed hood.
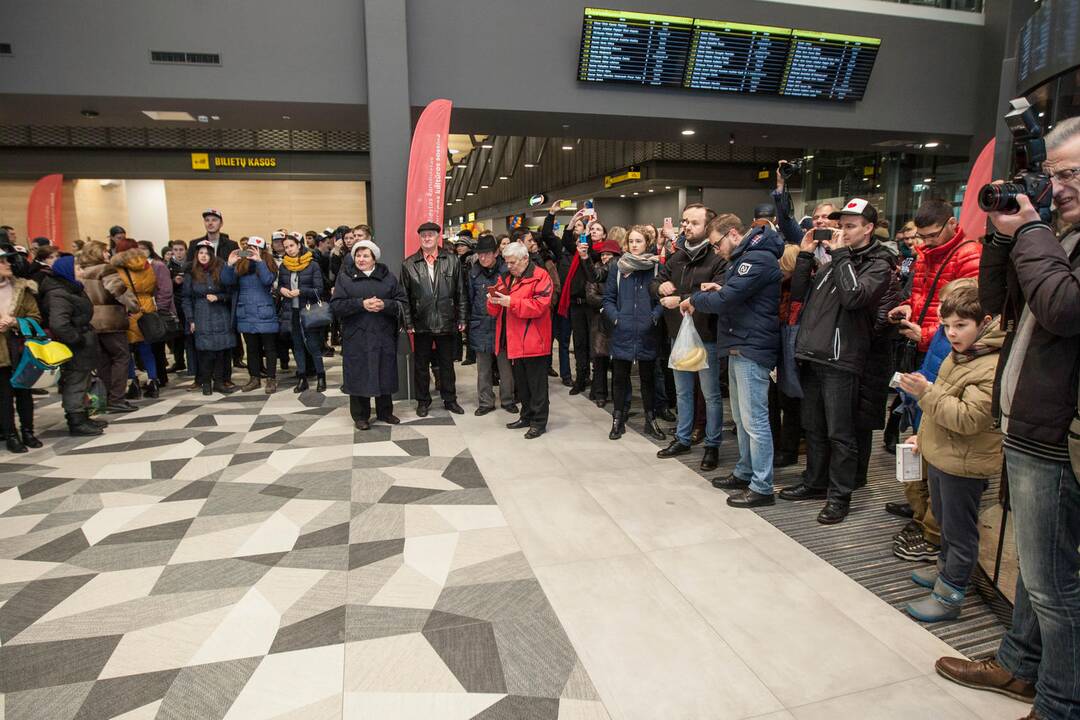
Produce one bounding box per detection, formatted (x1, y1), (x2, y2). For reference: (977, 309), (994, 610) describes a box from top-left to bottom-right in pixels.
(110, 248), (150, 272)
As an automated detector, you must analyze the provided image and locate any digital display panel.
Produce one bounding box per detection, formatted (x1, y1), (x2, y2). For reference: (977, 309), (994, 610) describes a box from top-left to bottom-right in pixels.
(578, 8), (881, 101)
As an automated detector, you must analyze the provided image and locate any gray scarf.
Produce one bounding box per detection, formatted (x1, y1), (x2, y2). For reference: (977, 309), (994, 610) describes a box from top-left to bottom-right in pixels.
(617, 252), (658, 276)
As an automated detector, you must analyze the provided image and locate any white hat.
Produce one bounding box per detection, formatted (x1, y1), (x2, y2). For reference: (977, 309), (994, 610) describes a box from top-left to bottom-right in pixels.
(247, 236), (266, 250)
(288, 231), (303, 242)
(271, 231), (286, 241)
(352, 239), (381, 262)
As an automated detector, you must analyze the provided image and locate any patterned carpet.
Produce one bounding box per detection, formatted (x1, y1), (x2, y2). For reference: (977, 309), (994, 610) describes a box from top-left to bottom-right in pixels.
(0, 361), (609, 720)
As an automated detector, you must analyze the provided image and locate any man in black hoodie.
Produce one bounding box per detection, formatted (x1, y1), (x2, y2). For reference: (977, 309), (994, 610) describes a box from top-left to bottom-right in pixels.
(781, 198), (894, 524)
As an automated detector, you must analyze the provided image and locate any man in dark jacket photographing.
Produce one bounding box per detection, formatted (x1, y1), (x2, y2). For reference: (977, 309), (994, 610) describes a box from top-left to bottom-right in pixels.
(936, 116), (1080, 720)
(782, 198), (894, 524)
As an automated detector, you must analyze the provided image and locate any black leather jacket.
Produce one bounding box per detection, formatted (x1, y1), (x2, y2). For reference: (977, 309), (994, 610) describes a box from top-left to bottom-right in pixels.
(401, 248), (468, 334)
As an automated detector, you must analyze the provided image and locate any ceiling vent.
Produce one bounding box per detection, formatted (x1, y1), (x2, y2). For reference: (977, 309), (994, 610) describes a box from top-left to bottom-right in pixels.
(0, 43), (12, 56)
(150, 50), (221, 66)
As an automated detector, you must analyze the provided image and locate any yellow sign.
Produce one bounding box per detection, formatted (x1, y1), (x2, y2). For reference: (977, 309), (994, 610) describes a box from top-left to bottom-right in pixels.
(190, 153), (210, 170)
(214, 156), (277, 169)
(757, 169), (771, 180)
(603, 170), (642, 188)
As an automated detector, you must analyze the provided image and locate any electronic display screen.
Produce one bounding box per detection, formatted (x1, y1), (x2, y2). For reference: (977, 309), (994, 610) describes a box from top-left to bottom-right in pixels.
(578, 8), (881, 101)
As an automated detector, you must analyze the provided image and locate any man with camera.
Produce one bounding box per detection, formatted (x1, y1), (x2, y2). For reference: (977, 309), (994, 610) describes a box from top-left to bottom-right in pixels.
(936, 115), (1080, 720)
(780, 198), (894, 524)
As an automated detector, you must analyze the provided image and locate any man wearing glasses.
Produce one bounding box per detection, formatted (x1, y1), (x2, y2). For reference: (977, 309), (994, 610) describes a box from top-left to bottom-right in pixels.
(885, 198), (982, 562)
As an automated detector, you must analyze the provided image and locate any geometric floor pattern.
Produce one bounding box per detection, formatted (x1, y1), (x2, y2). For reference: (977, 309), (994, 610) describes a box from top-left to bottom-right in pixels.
(0, 358), (609, 720)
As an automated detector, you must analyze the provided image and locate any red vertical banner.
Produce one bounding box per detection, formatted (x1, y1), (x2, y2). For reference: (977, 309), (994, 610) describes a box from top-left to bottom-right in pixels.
(958, 138), (995, 240)
(403, 99), (452, 258)
(26, 174), (65, 250)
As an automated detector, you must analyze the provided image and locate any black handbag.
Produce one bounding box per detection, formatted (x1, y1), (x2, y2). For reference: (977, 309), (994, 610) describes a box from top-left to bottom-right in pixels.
(300, 299), (333, 330)
(892, 239), (974, 373)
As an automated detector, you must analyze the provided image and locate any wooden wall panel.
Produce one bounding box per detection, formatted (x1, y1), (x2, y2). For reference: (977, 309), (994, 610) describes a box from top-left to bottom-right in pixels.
(0, 179), (81, 250)
(164, 180), (367, 242)
(73, 179), (128, 245)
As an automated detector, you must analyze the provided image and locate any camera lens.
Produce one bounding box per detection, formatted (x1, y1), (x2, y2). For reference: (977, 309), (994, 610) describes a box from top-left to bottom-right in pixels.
(977, 182), (1022, 213)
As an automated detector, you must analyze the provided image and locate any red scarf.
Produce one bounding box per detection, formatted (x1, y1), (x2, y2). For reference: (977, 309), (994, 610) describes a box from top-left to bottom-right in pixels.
(557, 252), (581, 317)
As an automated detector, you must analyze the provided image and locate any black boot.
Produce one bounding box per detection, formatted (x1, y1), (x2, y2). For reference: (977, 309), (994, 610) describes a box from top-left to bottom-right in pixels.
(5, 433), (27, 453)
(67, 412), (104, 436)
(20, 427), (43, 449)
(608, 412), (625, 440)
(143, 379), (159, 399)
(643, 413), (666, 441)
(87, 416), (109, 429)
(316, 374), (326, 393)
(125, 380), (142, 400)
(293, 376), (309, 394)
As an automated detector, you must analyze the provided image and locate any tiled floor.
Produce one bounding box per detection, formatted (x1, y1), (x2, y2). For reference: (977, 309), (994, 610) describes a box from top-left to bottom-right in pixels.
(0, 358), (1032, 719)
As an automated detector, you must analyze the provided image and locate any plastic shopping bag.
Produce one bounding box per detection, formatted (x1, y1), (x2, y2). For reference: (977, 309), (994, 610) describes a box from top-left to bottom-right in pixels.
(668, 313), (709, 372)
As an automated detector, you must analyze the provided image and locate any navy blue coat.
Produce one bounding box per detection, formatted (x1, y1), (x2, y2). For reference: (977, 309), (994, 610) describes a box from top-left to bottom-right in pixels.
(603, 262), (663, 361)
(467, 260), (504, 354)
(691, 225), (783, 369)
(181, 270), (237, 352)
(331, 263), (407, 397)
(222, 261), (279, 334)
(277, 254), (325, 325)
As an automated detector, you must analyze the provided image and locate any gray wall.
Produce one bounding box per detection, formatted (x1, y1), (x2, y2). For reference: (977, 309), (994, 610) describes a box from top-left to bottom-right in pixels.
(702, 188), (776, 225)
(407, 0), (986, 138)
(631, 192), (682, 229)
(0, 0), (367, 104)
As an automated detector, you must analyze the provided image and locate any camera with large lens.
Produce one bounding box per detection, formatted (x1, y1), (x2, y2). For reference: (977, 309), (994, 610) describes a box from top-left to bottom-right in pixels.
(779, 159), (803, 179)
(977, 97), (1053, 224)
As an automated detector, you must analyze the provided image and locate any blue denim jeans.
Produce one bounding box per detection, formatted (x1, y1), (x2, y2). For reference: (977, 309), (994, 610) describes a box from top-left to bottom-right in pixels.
(728, 354), (774, 495)
(555, 313), (572, 381)
(995, 447), (1080, 720)
(673, 341), (723, 447)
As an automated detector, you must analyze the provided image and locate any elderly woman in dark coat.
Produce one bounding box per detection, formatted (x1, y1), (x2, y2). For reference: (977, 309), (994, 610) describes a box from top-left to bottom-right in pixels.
(330, 240), (407, 430)
(182, 241), (237, 396)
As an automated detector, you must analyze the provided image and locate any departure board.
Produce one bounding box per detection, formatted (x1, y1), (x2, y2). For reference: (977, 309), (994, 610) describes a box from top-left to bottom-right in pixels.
(578, 8), (694, 87)
(577, 9), (882, 101)
(685, 20), (792, 94)
(780, 30), (881, 101)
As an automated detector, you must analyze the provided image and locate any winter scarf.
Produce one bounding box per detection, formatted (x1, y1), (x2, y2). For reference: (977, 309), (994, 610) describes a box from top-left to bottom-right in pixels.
(617, 252), (659, 276)
(282, 251), (313, 273)
(557, 248), (585, 318)
(951, 317), (999, 364)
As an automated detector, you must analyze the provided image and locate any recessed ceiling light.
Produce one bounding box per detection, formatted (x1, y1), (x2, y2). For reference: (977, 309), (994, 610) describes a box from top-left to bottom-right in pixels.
(141, 110), (196, 122)
(480, 184), (489, 189)
(481, 143), (493, 149)
(619, 194), (626, 198)
(633, 192), (639, 196)
(524, 163), (535, 168)
(681, 129), (695, 136)
(923, 177), (934, 183)
(282, 115), (291, 121)
(924, 142), (940, 148)
(210, 115), (220, 121)
(498, 176), (509, 180)
(466, 192), (475, 196)
(454, 165), (464, 171)
(665, 186), (671, 190)
(648, 189), (654, 193)
(561, 145), (573, 151)
(446, 202), (453, 206)
(456, 197), (463, 201)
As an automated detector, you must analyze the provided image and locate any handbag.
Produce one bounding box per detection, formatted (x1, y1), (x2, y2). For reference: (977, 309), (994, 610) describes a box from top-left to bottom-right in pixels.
(300, 299), (332, 330)
(893, 239), (974, 373)
(10, 318), (70, 389)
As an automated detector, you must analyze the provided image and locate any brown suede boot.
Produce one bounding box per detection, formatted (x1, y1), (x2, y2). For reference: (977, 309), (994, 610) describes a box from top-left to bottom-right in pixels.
(241, 377), (261, 392)
(264, 377), (277, 394)
(935, 657), (1036, 703)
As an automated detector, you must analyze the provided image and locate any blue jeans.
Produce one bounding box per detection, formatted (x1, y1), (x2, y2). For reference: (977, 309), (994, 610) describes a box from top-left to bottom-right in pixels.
(290, 314), (325, 376)
(555, 313), (572, 381)
(995, 447), (1080, 720)
(127, 341), (158, 381)
(728, 355), (774, 495)
(673, 341), (723, 447)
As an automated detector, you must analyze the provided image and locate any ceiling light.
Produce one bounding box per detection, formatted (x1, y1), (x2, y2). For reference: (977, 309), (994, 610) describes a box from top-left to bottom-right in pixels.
(924, 142), (940, 148)
(665, 185), (671, 190)
(210, 115), (220, 121)
(466, 192), (475, 196)
(619, 194), (626, 198)
(648, 189), (654, 193)
(923, 177), (934, 183)
(681, 129), (695, 136)
(456, 197), (463, 201)
(498, 176), (509, 180)
(804, 155), (814, 160)
(481, 143), (493, 149)
(729, 133), (735, 145)
(561, 145), (573, 151)
(449, 148), (460, 155)
(446, 202), (453, 206)
(633, 192), (639, 196)
(141, 110), (196, 122)
(524, 163), (535, 168)
(282, 115), (291, 121)
(80, 110), (99, 118)
(1038, 112), (1045, 118)
(196, 115), (209, 123)
(454, 165), (465, 171)
(480, 184), (489, 189)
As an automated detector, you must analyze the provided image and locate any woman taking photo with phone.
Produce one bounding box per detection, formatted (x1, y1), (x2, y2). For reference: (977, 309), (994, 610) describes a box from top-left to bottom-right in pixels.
(182, 241), (237, 396)
(278, 232), (326, 393)
(223, 237), (280, 393)
(330, 239), (406, 429)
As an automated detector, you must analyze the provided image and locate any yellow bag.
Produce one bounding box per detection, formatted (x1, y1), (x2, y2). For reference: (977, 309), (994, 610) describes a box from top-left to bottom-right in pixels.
(19, 318), (73, 367)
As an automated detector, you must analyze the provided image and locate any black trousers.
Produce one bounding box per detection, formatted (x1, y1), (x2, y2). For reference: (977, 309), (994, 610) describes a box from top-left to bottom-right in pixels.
(612, 358), (655, 417)
(350, 394), (393, 422)
(512, 355), (549, 430)
(0, 367), (34, 434)
(592, 355), (609, 400)
(243, 332), (279, 379)
(927, 464), (988, 589)
(414, 332), (457, 404)
(569, 303), (591, 384)
(152, 341), (169, 385)
(196, 349), (230, 386)
(769, 381), (802, 456)
(801, 363), (860, 503)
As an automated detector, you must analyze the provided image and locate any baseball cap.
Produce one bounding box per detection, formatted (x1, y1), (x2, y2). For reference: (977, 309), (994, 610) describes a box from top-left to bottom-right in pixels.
(247, 236), (266, 250)
(271, 231), (286, 241)
(202, 208), (223, 221)
(828, 198), (878, 225)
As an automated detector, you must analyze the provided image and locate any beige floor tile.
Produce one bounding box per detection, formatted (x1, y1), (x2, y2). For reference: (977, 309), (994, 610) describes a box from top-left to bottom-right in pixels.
(535, 553), (783, 720)
(788, 677), (980, 719)
(344, 634), (464, 692)
(223, 644), (345, 720)
(647, 538), (923, 707)
(927, 673), (1035, 720)
(342, 692), (504, 719)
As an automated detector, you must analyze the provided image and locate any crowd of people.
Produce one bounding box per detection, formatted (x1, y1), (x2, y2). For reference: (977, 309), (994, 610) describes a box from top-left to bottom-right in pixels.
(1, 118), (1078, 719)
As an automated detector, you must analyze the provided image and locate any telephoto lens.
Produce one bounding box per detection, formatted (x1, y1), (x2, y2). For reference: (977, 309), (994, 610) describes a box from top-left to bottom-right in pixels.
(977, 182), (1023, 214)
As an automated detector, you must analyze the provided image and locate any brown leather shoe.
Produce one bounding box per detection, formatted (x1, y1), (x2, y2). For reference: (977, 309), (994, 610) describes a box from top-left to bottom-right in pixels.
(935, 657), (1036, 703)
(1018, 710), (1042, 719)
(264, 378), (277, 394)
(241, 378), (261, 392)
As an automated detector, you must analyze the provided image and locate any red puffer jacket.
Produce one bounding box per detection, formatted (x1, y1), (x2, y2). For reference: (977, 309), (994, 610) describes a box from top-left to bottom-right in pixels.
(908, 227), (982, 351)
(488, 261), (554, 359)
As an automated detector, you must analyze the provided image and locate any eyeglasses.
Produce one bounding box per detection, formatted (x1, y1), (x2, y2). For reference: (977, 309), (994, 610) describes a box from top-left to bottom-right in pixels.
(914, 225), (949, 241)
(1050, 167), (1080, 184)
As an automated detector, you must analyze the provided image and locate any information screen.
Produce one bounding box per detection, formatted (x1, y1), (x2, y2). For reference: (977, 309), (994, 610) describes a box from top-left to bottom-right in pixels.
(578, 8), (694, 87)
(685, 20), (792, 95)
(779, 30), (881, 101)
(577, 8), (881, 101)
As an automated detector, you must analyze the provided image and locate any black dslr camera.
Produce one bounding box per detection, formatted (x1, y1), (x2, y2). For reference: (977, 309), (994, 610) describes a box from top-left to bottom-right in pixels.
(778, 159), (803, 179)
(978, 97), (1053, 224)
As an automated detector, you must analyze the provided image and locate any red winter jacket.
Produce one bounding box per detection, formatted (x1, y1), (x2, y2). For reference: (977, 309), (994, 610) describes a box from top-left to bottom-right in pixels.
(907, 227), (982, 351)
(488, 261), (554, 359)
